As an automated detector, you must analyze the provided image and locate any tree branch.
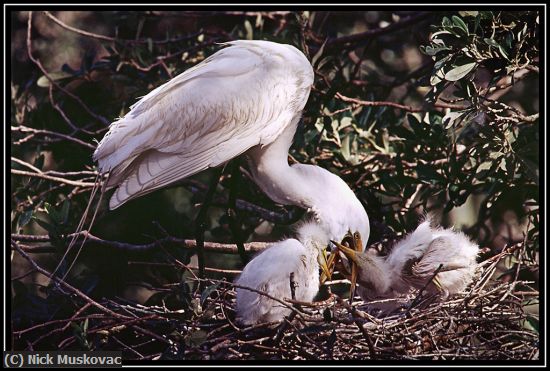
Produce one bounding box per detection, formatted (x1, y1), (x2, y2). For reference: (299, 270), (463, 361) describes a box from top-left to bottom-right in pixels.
(12, 241), (129, 320)
(335, 92), (467, 112)
(11, 126), (96, 150)
(323, 12), (433, 52)
(11, 231), (269, 254)
(11, 169), (97, 188)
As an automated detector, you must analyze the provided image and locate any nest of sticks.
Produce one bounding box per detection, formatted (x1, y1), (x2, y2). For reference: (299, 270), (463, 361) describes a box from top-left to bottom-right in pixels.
(12, 241), (538, 361)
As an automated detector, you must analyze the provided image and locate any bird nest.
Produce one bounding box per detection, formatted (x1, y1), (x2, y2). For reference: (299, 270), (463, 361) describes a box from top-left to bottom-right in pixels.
(12, 243), (538, 361)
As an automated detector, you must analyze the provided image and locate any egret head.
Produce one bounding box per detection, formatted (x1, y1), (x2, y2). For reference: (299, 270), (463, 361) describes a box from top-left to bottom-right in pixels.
(331, 233), (392, 298)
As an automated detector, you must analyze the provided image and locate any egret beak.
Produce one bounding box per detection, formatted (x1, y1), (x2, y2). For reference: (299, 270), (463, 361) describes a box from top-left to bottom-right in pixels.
(432, 275), (443, 291)
(331, 240), (359, 264)
(331, 240), (359, 301)
(350, 232), (364, 303)
(319, 247), (335, 285)
(353, 232), (363, 253)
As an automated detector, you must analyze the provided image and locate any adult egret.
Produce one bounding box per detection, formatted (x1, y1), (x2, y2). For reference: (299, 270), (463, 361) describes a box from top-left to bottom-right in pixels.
(235, 221), (331, 325)
(93, 40), (370, 245)
(332, 218), (479, 310)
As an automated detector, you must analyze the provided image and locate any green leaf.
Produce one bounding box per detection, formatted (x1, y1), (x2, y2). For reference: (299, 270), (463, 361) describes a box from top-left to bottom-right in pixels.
(442, 110), (466, 129)
(523, 316), (539, 334)
(244, 19), (253, 40)
(430, 68), (446, 86)
(479, 11), (493, 20)
(434, 54), (452, 70)
(37, 71), (73, 88)
(451, 15), (469, 35)
(444, 62), (476, 81)
(483, 37), (500, 48)
(422, 45), (451, 56)
(311, 39), (327, 67)
(341, 134), (352, 162)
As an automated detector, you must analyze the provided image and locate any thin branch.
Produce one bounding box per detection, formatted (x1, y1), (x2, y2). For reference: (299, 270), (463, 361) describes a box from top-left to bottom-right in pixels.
(11, 126), (96, 150)
(11, 169), (97, 188)
(12, 241), (129, 320)
(323, 12), (433, 51)
(27, 12), (110, 127)
(43, 11), (220, 45)
(335, 92), (467, 113)
(11, 231), (269, 254)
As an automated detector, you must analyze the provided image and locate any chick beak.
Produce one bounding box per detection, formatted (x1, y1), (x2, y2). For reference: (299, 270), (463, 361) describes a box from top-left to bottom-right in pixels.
(331, 240), (359, 301)
(319, 247), (336, 285)
(432, 275), (443, 291)
(331, 240), (359, 264)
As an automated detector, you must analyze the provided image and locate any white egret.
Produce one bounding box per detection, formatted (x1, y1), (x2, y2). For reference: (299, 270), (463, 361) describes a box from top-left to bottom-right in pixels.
(93, 40), (370, 245)
(235, 221), (331, 325)
(332, 218), (479, 310)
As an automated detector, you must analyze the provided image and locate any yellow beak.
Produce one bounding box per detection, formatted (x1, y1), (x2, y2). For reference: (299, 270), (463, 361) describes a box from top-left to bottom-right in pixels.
(331, 240), (359, 263)
(331, 239), (360, 301)
(319, 247), (337, 285)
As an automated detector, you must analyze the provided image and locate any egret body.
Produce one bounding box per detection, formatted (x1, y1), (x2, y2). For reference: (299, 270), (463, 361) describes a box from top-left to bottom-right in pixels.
(93, 40), (369, 247)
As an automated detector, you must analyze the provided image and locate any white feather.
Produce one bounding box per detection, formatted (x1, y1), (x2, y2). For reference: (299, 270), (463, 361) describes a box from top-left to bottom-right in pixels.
(348, 218), (479, 309)
(94, 40), (313, 209)
(235, 221), (327, 325)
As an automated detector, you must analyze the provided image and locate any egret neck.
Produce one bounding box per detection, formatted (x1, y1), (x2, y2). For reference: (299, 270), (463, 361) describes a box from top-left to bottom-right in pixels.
(247, 115), (370, 246)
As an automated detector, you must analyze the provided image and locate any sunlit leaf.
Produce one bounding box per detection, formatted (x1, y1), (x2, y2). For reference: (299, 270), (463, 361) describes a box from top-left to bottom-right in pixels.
(37, 71), (73, 88)
(444, 62), (477, 81)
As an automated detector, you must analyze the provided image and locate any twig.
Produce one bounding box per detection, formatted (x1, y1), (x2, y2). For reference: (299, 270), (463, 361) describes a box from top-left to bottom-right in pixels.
(323, 12), (433, 51)
(43, 11), (218, 45)
(11, 126), (96, 150)
(336, 296), (376, 359)
(406, 263), (445, 313)
(11, 169), (97, 188)
(12, 241), (129, 320)
(27, 12), (110, 126)
(335, 92), (467, 113)
(11, 231), (269, 254)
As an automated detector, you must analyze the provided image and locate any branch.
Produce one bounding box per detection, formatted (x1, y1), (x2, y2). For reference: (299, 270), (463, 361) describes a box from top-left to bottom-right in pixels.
(12, 241), (129, 320)
(11, 126), (96, 150)
(335, 93), (467, 113)
(27, 12), (110, 127)
(43, 11), (222, 45)
(11, 157), (98, 178)
(323, 12), (432, 51)
(11, 231), (269, 254)
(11, 169), (97, 188)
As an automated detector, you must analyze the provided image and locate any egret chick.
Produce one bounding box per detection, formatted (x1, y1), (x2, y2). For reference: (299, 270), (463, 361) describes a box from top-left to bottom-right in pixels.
(333, 219), (479, 307)
(235, 221), (331, 325)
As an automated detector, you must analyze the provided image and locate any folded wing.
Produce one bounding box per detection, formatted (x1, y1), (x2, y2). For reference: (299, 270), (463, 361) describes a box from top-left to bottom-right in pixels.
(93, 41), (313, 209)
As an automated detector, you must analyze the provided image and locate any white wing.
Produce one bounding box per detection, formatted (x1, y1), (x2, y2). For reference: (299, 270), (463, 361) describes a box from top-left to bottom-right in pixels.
(93, 40), (313, 209)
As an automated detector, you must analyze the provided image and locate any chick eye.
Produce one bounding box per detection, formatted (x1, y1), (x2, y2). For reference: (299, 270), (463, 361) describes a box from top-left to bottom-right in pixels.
(353, 232), (361, 239)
